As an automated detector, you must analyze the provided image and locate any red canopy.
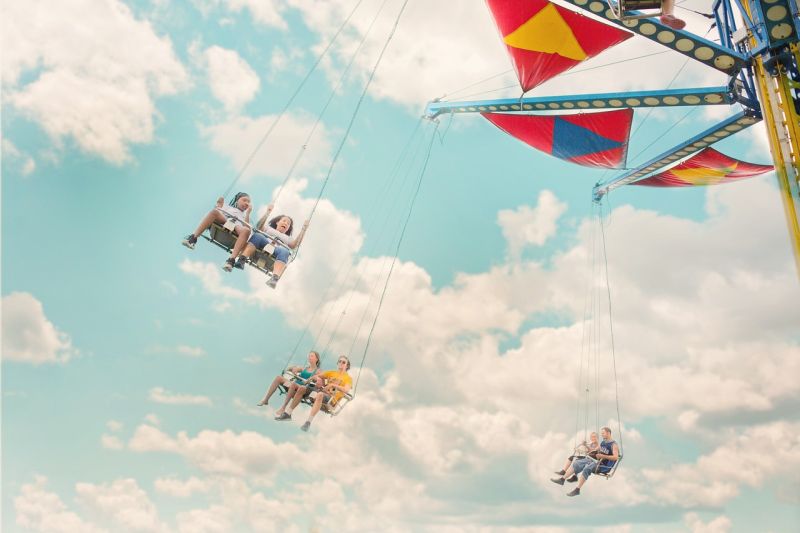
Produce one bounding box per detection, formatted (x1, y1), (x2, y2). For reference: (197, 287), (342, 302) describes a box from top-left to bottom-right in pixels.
(483, 109), (634, 168)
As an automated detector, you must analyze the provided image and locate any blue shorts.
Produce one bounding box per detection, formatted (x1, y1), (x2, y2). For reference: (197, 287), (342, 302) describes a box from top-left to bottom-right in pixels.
(248, 233), (290, 262)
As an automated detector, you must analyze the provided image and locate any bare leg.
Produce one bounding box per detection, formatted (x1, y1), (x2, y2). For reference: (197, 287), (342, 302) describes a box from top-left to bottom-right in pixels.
(230, 226), (251, 258)
(307, 393), (325, 421)
(286, 385), (310, 412)
(275, 383), (300, 415)
(259, 375), (287, 406)
(273, 260), (287, 277)
(193, 209), (226, 237)
(241, 243), (256, 259)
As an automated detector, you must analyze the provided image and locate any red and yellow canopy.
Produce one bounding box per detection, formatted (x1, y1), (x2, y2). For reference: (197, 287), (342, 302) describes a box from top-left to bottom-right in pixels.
(486, 0), (632, 92)
(633, 148), (774, 187)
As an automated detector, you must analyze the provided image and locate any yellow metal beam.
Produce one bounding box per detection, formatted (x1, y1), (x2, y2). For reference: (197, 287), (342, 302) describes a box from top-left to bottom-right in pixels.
(751, 51), (800, 275)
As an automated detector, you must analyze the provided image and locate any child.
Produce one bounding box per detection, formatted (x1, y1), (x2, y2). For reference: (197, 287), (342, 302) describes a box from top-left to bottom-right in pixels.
(235, 203), (309, 288)
(182, 192), (253, 271)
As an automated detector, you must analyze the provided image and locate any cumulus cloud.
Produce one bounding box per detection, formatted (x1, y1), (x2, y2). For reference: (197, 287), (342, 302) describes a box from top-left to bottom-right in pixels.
(202, 112), (335, 182)
(685, 513), (733, 533)
(194, 0), (287, 29)
(2, 292), (75, 365)
(75, 479), (168, 532)
(154, 476), (212, 498)
(498, 190), (568, 258)
(14, 477), (105, 533)
(284, 0), (726, 114)
(148, 387), (213, 406)
(2, 0), (189, 164)
(2, 139), (36, 175)
(101, 435), (125, 450)
(203, 46), (260, 111)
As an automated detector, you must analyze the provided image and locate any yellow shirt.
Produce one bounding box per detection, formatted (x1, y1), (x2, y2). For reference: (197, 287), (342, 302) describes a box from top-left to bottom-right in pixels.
(320, 370), (352, 405)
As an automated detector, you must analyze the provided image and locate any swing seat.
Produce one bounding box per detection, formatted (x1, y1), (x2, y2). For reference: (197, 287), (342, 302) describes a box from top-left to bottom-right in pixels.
(202, 223), (295, 276)
(277, 370), (353, 417)
(607, 0), (663, 20)
(594, 454), (623, 479)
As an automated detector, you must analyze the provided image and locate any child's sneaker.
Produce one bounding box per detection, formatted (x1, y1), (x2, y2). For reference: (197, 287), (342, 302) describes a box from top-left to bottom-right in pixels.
(234, 256), (247, 270)
(266, 275), (279, 289)
(222, 257), (235, 272)
(182, 234), (197, 249)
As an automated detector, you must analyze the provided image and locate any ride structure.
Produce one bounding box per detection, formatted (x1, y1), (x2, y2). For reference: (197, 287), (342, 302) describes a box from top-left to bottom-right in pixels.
(425, 0), (800, 276)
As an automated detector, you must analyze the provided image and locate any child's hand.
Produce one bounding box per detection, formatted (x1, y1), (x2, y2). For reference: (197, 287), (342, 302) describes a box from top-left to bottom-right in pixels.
(302, 220), (310, 230)
(267, 203), (274, 212)
(216, 197), (224, 208)
(246, 204), (252, 215)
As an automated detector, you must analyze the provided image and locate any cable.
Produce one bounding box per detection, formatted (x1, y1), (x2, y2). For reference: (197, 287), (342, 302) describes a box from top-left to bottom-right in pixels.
(307, 0), (412, 222)
(271, 0), (391, 208)
(599, 201), (624, 453)
(221, 0), (366, 198)
(352, 119), (439, 395)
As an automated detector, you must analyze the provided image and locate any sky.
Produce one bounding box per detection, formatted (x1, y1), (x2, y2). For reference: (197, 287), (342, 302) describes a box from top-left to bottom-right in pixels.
(2, 0), (799, 532)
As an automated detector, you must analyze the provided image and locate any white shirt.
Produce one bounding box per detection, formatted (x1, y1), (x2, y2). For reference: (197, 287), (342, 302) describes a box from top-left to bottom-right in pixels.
(219, 204), (247, 223)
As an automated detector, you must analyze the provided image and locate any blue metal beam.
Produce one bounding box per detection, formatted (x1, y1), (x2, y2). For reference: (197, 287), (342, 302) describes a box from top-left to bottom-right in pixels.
(425, 87), (734, 118)
(560, 0), (748, 74)
(593, 110), (762, 200)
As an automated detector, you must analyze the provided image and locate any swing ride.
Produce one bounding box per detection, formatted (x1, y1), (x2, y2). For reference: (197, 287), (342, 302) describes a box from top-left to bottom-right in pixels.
(179, 0), (799, 473)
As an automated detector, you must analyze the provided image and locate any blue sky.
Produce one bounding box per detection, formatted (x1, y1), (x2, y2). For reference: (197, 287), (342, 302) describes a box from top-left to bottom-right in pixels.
(2, 0), (799, 532)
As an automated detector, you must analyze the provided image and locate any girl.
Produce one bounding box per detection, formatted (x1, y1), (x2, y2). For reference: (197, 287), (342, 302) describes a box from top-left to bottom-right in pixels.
(258, 351), (321, 413)
(235, 203), (309, 288)
(182, 192), (252, 271)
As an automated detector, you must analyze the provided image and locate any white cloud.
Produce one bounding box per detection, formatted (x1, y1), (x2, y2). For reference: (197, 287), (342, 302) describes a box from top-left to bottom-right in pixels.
(1, 292), (75, 365)
(203, 46), (260, 111)
(195, 0), (287, 29)
(76, 479), (168, 532)
(202, 112), (335, 182)
(154, 476), (212, 498)
(101, 435), (125, 450)
(2, 0), (189, 164)
(269, 47), (305, 78)
(14, 476), (105, 533)
(637, 421), (800, 508)
(2, 139), (36, 175)
(685, 513), (733, 533)
(177, 345), (206, 357)
(147, 344), (206, 357)
(242, 355), (262, 364)
(129, 424), (305, 479)
(148, 387), (213, 406)
(498, 190), (567, 258)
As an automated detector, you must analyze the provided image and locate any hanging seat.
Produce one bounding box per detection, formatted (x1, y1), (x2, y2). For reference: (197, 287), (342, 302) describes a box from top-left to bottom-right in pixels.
(593, 453), (623, 479)
(607, 0), (663, 20)
(277, 369), (353, 417)
(201, 221), (296, 276)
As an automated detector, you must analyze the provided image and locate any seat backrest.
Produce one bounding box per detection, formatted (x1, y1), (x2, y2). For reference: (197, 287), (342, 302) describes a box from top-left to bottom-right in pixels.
(208, 222), (238, 250)
(623, 0), (662, 10)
